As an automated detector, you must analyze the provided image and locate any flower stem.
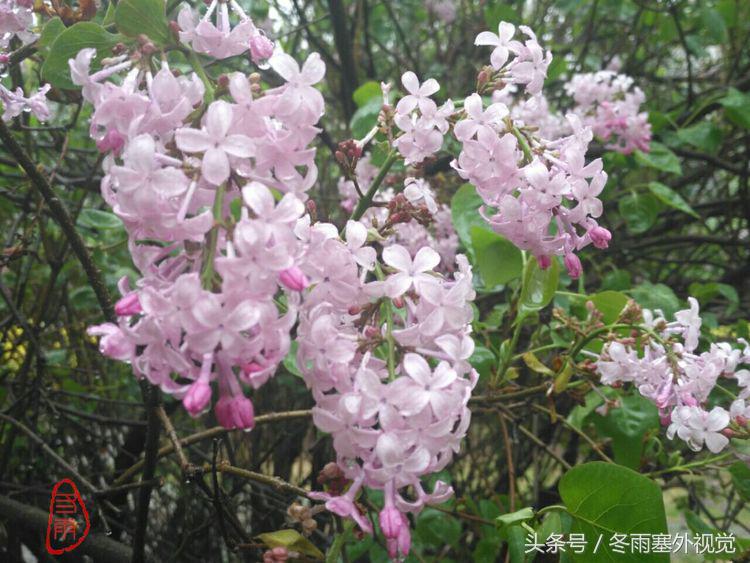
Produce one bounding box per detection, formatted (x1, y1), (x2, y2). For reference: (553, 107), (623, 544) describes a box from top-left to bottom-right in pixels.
(183, 48), (215, 105)
(351, 151), (399, 221)
(201, 183), (226, 289)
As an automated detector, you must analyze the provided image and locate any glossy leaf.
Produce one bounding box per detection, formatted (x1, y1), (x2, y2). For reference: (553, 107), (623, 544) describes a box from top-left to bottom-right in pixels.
(559, 462), (668, 562)
(648, 181), (699, 218)
(518, 257), (559, 320)
(115, 0), (170, 46)
(634, 142), (682, 175)
(42, 23), (121, 89)
(470, 226), (523, 286)
(257, 529), (324, 560)
(619, 192), (660, 233)
(450, 183), (486, 252)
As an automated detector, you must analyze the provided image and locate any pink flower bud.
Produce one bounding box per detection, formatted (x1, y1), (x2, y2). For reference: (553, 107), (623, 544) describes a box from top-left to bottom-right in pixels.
(249, 33), (274, 64)
(241, 362), (263, 376)
(589, 226), (612, 249)
(279, 266), (308, 292)
(114, 292), (142, 316)
(721, 428), (735, 438)
(736, 415), (748, 427)
(215, 396), (255, 430)
(564, 253), (583, 279)
(183, 379), (211, 417)
(96, 129), (125, 155)
(537, 255), (551, 270)
(0, 54), (9, 64)
(379, 505), (403, 539)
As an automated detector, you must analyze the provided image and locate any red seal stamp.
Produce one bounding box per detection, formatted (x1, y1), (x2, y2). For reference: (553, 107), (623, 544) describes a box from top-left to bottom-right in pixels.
(45, 478), (90, 555)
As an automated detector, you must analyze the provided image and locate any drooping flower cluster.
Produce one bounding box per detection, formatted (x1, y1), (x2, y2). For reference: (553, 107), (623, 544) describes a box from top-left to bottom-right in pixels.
(0, 83), (50, 122)
(0, 0), (35, 52)
(178, 0), (274, 63)
(297, 219), (477, 558)
(83, 13), (326, 429)
(595, 298), (749, 454)
(453, 22), (610, 277)
(565, 70), (651, 154)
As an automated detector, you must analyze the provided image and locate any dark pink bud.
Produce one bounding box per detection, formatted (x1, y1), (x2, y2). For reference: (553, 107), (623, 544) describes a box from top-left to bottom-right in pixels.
(589, 226), (612, 249)
(279, 266), (308, 291)
(536, 255), (551, 269)
(0, 54), (9, 64)
(721, 428), (735, 438)
(736, 415), (748, 426)
(183, 380), (211, 417)
(114, 292), (142, 316)
(564, 253), (583, 279)
(96, 129), (126, 155)
(215, 396), (255, 430)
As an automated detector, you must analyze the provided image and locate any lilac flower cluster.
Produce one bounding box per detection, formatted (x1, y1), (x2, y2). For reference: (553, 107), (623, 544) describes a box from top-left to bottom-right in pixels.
(296, 219), (477, 559)
(83, 7), (325, 430)
(595, 298), (750, 454)
(453, 23), (611, 278)
(565, 70), (652, 155)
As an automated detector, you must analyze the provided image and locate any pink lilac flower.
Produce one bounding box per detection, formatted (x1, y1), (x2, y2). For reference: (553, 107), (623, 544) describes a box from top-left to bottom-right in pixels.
(595, 297), (749, 454)
(175, 100), (253, 185)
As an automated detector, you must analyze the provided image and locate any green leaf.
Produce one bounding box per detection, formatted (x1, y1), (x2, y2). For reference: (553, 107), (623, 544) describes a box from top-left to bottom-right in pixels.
(589, 291), (629, 324)
(77, 209), (124, 230)
(450, 184), (486, 254)
(115, 0), (170, 45)
(353, 81), (381, 108)
(634, 142), (682, 175)
(484, 5), (520, 28)
(546, 57), (568, 82)
(720, 88), (750, 129)
(618, 192), (660, 233)
(469, 345), (495, 379)
(415, 508), (461, 548)
(257, 529), (324, 560)
(505, 524), (527, 563)
(559, 462), (668, 562)
(350, 98), (381, 139)
(102, 1), (117, 26)
(630, 282), (681, 317)
(38, 17), (66, 52)
(601, 269), (631, 292)
(518, 257), (559, 320)
(701, 7), (728, 43)
(676, 121), (723, 154)
(684, 511), (750, 560)
(496, 507), (535, 530)
(592, 392), (659, 469)
(283, 341), (301, 377)
(470, 226), (523, 286)
(688, 282), (739, 315)
(647, 181), (699, 218)
(41, 22), (121, 89)
(729, 462), (750, 502)
(522, 352), (554, 376)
